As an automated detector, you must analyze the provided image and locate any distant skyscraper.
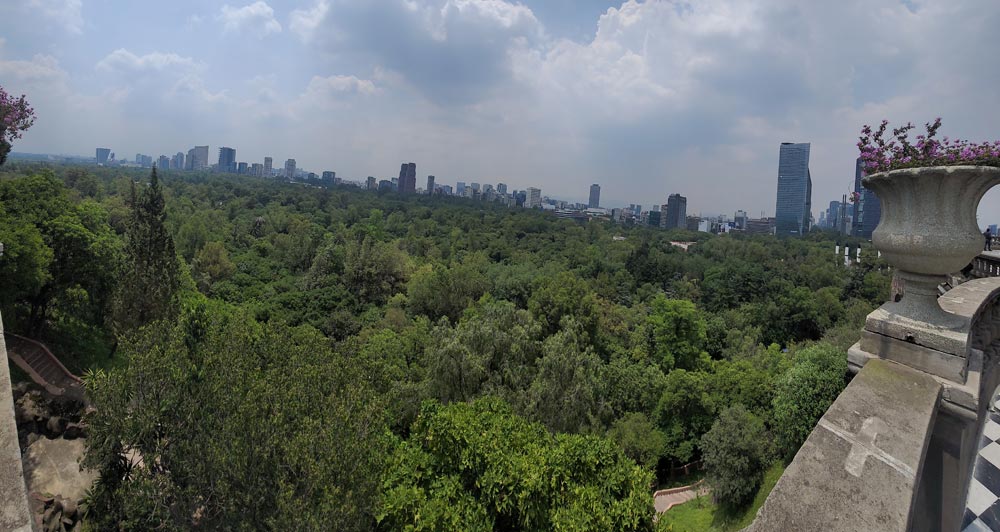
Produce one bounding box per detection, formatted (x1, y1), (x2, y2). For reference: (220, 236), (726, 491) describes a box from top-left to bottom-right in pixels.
(367, 176), (377, 190)
(426, 175), (435, 194)
(264, 157), (273, 177)
(852, 157), (881, 239)
(775, 142), (812, 236)
(497, 183), (508, 195)
(237, 162), (248, 174)
(172, 152), (185, 170)
(284, 159), (296, 178)
(827, 201), (841, 230)
(251, 163), (263, 176)
(665, 194), (687, 229)
(96, 148), (110, 165)
(397, 162), (416, 194)
(471, 182), (481, 193)
(322, 171), (336, 184)
(456, 182), (466, 196)
(218, 147), (236, 173)
(647, 211), (662, 227)
(187, 146), (209, 171)
(735, 210), (748, 230)
(158, 155), (169, 169)
(526, 187), (541, 208)
(589, 184), (601, 209)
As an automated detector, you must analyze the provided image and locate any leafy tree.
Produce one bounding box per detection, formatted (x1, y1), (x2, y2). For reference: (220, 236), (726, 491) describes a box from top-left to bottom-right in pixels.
(608, 412), (668, 471)
(0, 86), (34, 166)
(426, 297), (541, 408)
(192, 241), (235, 291)
(0, 173), (118, 334)
(528, 317), (602, 433)
(83, 304), (390, 530)
(407, 253), (489, 322)
(654, 369), (716, 465)
(112, 167), (180, 332)
(528, 270), (599, 337)
(647, 295), (708, 371)
(772, 343), (848, 457)
(701, 404), (772, 508)
(343, 235), (411, 305)
(378, 398), (656, 532)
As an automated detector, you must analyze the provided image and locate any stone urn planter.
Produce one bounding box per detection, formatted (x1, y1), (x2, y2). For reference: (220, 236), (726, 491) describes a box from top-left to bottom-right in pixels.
(863, 165), (1000, 328)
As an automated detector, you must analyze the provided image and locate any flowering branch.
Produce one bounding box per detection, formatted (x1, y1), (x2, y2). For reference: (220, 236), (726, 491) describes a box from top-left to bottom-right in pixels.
(0, 85), (36, 166)
(858, 118), (1000, 174)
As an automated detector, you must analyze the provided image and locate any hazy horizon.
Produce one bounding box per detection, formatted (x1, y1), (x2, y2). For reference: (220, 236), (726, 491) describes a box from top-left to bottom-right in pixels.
(3, 0), (1000, 221)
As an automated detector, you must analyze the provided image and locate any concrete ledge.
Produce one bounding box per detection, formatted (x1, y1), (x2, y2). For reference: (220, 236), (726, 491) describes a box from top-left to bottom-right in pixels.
(746, 359), (941, 532)
(0, 314), (34, 531)
(865, 308), (969, 358)
(849, 343), (978, 418)
(860, 330), (967, 382)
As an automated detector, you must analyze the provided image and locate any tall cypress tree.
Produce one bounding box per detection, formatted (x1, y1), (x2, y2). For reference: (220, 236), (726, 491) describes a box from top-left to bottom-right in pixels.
(113, 166), (179, 332)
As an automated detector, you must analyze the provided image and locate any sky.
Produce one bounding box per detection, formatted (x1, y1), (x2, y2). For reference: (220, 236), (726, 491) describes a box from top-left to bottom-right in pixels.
(3, 0), (1000, 220)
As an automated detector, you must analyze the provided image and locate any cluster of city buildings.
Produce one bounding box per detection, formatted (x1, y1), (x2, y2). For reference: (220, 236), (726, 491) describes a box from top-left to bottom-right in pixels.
(93, 141), (889, 238)
(95, 146), (335, 185)
(774, 142), (882, 239)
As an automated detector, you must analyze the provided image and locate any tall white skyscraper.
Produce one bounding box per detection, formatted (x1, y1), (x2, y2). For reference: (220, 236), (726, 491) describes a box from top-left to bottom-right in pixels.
(284, 159), (296, 178)
(264, 157), (273, 177)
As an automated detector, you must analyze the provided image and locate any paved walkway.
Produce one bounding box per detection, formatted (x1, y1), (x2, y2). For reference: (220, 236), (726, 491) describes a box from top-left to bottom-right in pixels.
(654, 480), (711, 513)
(4, 334), (83, 400)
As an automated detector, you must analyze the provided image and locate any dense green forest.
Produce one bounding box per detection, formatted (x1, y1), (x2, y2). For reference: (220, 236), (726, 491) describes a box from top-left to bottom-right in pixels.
(0, 162), (888, 530)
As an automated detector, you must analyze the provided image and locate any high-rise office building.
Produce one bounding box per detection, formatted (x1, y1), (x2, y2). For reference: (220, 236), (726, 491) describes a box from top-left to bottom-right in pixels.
(251, 163), (263, 177)
(284, 159), (296, 178)
(186, 146), (209, 171)
(456, 182), (466, 196)
(218, 147), (236, 173)
(426, 175), (435, 194)
(497, 183), (508, 195)
(589, 184), (601, 209)
(827, 201), (841, 230)
(665, 194), (687, 229)
(264, 157), (273, 177)
(158, 155), (170, 169)
(852, 157), (881, 239)
(471, 182), (481, 193)
(775, 142), (812, 236)
(172, 152), (185, 170)
(322, 171), (336, 184)
(397, 162), (416, 194)
(96, 148), (111, 165)
(526, 187), (541, 208)
(367, 176), (377, 190)
(647, 211), (662, 227)
(237, 162), (248, 174)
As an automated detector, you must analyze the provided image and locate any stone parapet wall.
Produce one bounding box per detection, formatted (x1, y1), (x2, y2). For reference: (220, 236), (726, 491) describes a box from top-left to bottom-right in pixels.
(0, 312), (35, 531)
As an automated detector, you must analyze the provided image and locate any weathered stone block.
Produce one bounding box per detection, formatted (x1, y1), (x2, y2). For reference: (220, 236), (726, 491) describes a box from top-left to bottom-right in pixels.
(745, 359), (941, 532)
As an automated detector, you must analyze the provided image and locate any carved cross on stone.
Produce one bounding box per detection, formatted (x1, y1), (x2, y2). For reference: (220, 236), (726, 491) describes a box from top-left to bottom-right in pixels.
(819, 416), (915, 480)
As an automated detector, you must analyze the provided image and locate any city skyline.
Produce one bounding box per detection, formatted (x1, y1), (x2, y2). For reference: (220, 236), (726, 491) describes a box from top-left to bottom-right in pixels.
(3, 1), (1000, 218)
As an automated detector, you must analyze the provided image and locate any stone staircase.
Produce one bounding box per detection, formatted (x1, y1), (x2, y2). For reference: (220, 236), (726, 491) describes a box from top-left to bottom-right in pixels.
(4, 334), (83, 400)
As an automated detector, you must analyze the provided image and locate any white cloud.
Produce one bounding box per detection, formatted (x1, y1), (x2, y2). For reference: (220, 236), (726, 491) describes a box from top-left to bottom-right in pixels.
(96, 49), (203, 74)
(289, 0), (329, 42)
(297, 75), (378, 111)
(219, 1), (282, 37)
(0, 53), (67, 86)
(28, 0), (83, 34)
